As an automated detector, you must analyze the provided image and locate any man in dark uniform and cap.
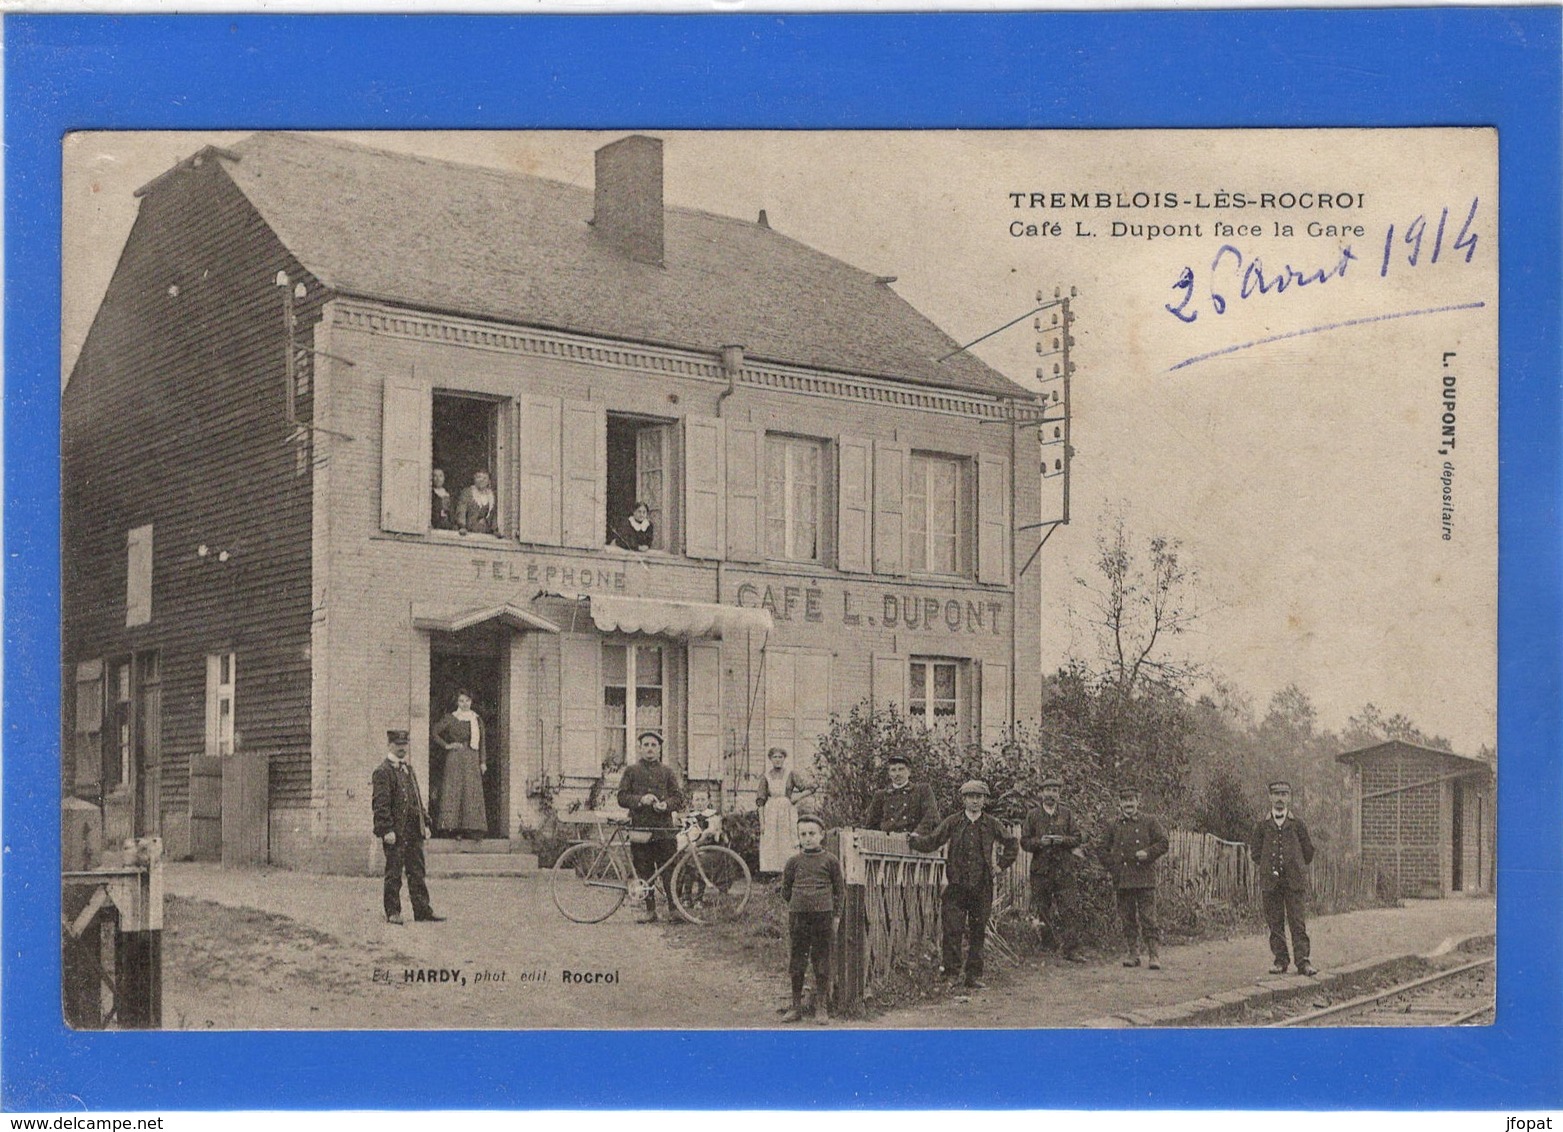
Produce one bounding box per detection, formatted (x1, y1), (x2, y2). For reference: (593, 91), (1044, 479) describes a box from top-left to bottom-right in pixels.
(1098, 785), (1167, 968)
(1019, 775), (1087, 962)
(911, 780), (1018, 990)
(1250, 780), (1318, 975)
(863, 753), (941, 836)
(371, 729), (444, 925)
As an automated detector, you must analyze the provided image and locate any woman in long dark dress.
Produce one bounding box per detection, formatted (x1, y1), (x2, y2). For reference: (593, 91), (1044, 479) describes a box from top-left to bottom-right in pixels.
(432, 689), (487, 839)
(456, 470), (498, 535)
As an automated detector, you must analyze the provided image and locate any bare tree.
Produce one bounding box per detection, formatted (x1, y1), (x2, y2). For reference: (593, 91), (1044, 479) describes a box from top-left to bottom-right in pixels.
(1075, 513), (1201, 695)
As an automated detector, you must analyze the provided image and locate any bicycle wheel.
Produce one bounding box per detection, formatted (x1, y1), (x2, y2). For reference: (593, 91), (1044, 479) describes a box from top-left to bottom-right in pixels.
(671, 844), (752, 924)
(552, 841), (630, 923)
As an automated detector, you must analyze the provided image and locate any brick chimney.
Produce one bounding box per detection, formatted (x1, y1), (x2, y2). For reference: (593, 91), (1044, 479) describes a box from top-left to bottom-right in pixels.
(593, 135), (664, 267)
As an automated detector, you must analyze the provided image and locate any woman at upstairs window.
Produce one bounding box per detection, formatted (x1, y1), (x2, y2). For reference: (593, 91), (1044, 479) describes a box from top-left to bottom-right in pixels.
(610, 501), (655, 551)
(432, 689), (488, 840)
(456, 469), (498, 535)
(430, 468), (455, 530)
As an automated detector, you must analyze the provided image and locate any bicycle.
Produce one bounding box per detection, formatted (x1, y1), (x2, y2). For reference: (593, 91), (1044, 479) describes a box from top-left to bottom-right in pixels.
(551, 818), (752, 925)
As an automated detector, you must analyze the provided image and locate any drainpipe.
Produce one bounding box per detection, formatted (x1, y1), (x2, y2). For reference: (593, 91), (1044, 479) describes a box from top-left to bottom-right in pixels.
(716, 344), (744, 418)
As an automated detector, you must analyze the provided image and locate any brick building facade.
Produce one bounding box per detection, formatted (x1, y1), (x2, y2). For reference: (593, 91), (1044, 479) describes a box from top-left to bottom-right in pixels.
(1338, 740), (1495, 898)
(63, 133), (1049, 874)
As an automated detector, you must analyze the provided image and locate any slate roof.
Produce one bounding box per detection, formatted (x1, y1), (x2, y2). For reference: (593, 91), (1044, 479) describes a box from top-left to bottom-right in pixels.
(1336, 739), (1493, 773)
(205, 133), (1028, 398)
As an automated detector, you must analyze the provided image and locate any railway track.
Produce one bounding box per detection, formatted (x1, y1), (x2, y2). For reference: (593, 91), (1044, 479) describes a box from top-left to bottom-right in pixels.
(1272, 955), (1494, 1027)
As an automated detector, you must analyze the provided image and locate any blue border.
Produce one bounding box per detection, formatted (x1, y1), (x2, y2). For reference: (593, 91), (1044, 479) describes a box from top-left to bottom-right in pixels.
(6, 10), (1560, 1111)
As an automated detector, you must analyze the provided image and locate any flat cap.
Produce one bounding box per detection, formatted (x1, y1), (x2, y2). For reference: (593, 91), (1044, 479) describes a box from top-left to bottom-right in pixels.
(1268, 780), (1293, 792)
(886, 753), (911, 766)
(1117, 785), (1142, 800)
(1040, 776), (1064, 789)
(386, 729), (410, 744)
(636, 730), (664, 745)
(959, 779), (991, 797)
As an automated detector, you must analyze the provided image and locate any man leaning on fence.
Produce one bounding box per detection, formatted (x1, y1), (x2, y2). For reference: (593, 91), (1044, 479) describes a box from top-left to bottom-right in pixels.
(1019, 775), (1087, 963)
(1250, 780), (1318, 976)
(911, 780), (1018, 990)
(1098, 785), (1168, 969)
(864, 753), (941, 836)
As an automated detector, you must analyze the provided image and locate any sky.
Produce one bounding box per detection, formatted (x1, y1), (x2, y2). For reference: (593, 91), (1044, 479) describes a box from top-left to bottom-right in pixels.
(62, 129), (1499, 752)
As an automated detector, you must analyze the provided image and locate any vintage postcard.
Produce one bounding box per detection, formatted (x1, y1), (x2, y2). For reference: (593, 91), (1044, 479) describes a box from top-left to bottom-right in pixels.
(59, 128), (1495, 1033)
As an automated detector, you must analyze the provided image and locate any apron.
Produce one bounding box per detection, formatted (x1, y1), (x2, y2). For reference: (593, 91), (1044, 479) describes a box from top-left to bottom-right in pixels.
(759, 767), (799, 874)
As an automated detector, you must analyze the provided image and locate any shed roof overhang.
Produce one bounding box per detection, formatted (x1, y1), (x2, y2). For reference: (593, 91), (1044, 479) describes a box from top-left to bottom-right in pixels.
(411, 602), (563, 635)
(571, 593), (773, 639)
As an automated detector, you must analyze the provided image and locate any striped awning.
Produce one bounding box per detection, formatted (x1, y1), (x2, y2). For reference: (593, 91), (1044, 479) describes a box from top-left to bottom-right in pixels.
(584, 594), (773, 639)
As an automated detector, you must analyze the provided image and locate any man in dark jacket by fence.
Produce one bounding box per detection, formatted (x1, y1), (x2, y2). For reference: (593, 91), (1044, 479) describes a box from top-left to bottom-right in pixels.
(864, 753), (941, 836)
(911, 780), (1018, 990)
(1250, 780), (1318, 976)
(1019, 776), (1087, 962)
(1098, 786), (1168, 969)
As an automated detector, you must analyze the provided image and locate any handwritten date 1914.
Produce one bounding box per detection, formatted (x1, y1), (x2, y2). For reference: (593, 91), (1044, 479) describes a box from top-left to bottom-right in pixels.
(1164, 198), (1481, 325)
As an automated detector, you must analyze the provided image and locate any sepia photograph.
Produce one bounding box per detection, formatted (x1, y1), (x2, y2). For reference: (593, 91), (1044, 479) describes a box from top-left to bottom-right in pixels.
(59, 128), (1496, 1033)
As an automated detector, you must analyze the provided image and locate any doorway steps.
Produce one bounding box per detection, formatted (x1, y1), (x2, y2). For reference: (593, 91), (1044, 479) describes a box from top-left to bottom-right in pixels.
(425, 838), (539, 876)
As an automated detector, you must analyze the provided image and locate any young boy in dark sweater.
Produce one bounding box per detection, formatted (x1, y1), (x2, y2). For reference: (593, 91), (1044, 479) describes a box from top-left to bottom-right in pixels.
(780, 815), (845, 1025)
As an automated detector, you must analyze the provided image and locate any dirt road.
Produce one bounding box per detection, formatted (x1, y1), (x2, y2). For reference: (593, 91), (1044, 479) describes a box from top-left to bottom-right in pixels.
(163, 864), (781, 1030)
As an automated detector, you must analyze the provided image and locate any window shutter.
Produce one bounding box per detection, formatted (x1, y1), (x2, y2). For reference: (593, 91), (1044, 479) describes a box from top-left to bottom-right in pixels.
(873, 440), (909, 576)
(74, 659), (104, 792)
(837, 435), (872, 573)
(559, 635), (601, 776)
(796, 651), (833, 767)
(517, 395), (563, 546)
(560, 400), (606, 549)
(204, 654), (222, 758)
(683, 415), (725, 559)
(126, 524), (153, 626)
(687, 642), (723, 780)
(725, 422), (764, 563)
(977, 452), (1010, 585)
(380, 379), (430, 534)
(980, 660), (1010, 748)
(872, 652), (906, 715)
(764, 648), (797, 758)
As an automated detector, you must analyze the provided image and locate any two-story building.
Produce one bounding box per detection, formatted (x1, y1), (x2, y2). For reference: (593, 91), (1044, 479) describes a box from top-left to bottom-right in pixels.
(63, 132), (1047, 873)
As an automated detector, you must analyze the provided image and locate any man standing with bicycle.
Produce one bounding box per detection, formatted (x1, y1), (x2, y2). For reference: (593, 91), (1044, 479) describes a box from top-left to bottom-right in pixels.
(616, 730), (686, 923)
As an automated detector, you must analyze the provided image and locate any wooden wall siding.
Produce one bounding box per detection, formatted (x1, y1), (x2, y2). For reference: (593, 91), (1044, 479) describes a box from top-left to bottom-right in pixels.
(62, 159), (318, 822)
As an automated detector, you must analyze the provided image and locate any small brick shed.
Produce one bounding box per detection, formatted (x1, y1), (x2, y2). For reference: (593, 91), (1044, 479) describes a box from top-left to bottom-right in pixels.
(1337, 740), (1495, 898)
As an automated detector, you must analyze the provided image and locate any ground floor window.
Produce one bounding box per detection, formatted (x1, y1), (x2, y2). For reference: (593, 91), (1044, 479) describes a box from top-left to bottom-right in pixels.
(205, 652), (236, 757)
(602, 642), (665, 770)
(433, 392), (501, 535)
(909, 656), (963, 732)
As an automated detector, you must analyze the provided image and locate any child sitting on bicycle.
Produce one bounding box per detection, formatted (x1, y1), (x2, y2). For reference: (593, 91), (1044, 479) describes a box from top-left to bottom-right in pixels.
(677, 788), (721, 850)
(780, 814), (844, 1025)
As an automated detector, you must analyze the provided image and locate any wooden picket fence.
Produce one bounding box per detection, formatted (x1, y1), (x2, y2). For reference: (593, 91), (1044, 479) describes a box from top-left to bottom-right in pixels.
(825, 826), (1387, 1007)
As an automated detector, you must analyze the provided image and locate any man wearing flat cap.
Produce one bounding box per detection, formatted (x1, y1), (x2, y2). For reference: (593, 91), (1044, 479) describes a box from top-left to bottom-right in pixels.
(864, 753), (941, 837)
(371, 728), (443, 924)
(615, 730), (686, 923)
(1020, 775), (1087, 962)
(1250, 780), (1317, 975)
(1098, 785), (1168, 968)
(911, 779), (1018, 989)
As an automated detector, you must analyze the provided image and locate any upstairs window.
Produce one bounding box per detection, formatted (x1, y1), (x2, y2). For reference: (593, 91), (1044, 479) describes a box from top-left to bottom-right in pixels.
(432, 392), (502, 536)
(909, 452), (962, 575)
(765, 435), (823, 562)
(606, 415), (671, 551)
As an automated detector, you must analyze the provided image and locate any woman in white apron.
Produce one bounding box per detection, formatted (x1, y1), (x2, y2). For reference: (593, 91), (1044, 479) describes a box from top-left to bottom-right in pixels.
(755, 746), (819, 873)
